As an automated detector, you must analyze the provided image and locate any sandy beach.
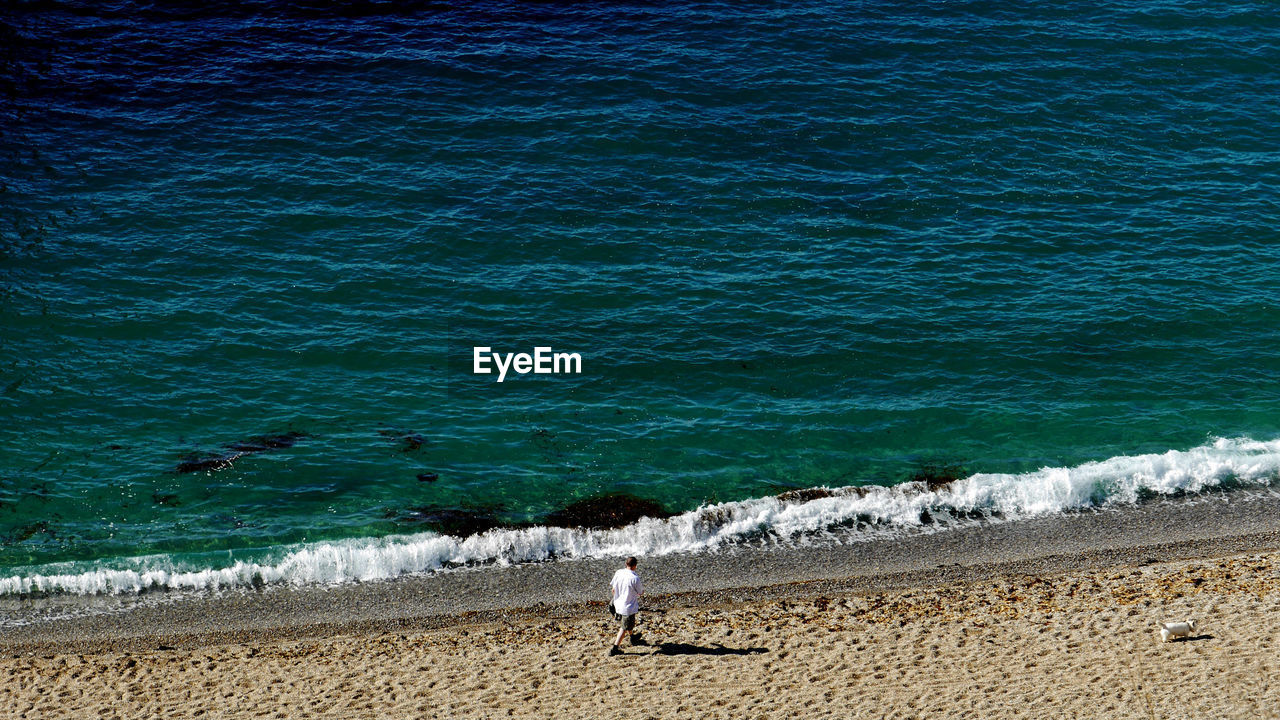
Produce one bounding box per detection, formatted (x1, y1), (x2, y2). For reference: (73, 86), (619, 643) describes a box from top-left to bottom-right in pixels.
(4, 493), (1280, 719)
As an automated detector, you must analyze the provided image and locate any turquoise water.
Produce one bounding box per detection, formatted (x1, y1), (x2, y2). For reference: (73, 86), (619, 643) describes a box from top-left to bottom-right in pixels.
(4, 1), (1280, 590)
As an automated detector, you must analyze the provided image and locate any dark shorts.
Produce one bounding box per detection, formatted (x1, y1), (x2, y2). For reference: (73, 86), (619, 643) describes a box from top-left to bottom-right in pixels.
(617, 613), (636, 631)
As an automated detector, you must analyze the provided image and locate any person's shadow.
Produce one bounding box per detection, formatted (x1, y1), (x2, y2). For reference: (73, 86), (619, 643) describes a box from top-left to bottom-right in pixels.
(653, 642), (768, 656)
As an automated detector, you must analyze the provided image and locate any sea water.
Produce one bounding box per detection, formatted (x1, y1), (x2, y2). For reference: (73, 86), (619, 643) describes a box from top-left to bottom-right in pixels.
(3, 0), (1280, 595)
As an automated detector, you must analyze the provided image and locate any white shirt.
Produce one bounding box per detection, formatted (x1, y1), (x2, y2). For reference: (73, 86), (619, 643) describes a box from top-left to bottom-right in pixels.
(610, 567), (643, 616)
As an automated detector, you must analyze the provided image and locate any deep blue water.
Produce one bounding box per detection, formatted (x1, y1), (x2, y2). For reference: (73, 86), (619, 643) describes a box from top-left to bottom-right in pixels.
(3, 0), (1280, 593)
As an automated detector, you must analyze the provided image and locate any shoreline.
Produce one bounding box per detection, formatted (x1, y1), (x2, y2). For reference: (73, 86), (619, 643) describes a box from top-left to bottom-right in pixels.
(6, 491), (1280, 718)
(5, 488), (1280, 654)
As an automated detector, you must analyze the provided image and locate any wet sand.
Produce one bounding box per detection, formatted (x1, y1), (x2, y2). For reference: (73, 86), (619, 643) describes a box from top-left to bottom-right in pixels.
(4, 490), (1280, 718)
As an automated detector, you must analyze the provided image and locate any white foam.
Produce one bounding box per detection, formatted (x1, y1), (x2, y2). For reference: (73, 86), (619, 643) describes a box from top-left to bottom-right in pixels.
(3, 436), (1279, 596)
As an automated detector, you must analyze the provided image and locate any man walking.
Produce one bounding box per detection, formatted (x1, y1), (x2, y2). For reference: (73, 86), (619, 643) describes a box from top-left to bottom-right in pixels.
(609, 556), (643, 655)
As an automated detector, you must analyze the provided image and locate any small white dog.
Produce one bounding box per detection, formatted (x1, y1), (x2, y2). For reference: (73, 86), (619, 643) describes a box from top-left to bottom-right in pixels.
(1160, 619), (1197, 642)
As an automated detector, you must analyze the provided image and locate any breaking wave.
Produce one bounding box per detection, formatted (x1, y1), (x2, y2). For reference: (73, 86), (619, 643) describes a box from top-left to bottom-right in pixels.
(4, 436), (1280, 596)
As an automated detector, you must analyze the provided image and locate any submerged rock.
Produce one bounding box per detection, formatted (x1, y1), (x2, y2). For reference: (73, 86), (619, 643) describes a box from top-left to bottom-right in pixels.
(544, 494), (672, 530)
(775, 486), (872, 503)
(775, 487), (835, 503)
(907, 463), (967, 492)
(395, 506), (506, 537)
(174, 431), (308, 474)
(4, 521), (54, 545)
(175, 454), (241, 474)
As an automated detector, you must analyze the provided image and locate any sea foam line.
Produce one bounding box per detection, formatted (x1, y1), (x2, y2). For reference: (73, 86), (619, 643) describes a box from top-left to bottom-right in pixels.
(3, 436), (1279, 596)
